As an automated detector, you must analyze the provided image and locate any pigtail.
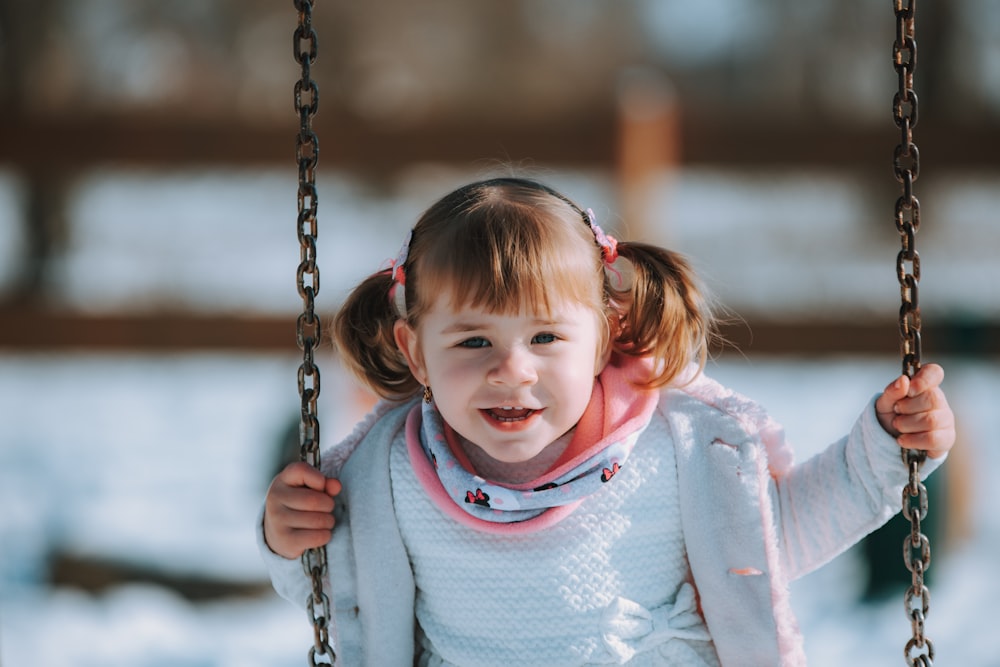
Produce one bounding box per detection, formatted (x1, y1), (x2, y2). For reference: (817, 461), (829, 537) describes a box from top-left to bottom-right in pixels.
(609, 242), (716, 389)
(333, 271), (419, 400)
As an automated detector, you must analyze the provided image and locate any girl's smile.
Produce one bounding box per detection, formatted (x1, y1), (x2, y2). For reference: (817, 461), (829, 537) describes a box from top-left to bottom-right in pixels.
(395, 294), (609, 470)
(482, 406), (539, 425)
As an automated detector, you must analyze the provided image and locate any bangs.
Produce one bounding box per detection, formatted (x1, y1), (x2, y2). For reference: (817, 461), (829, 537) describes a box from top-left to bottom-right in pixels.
(410, 192), (604, 318)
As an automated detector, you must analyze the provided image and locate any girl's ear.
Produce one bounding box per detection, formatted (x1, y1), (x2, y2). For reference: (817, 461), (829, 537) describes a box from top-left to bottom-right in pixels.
(393, 319), (427, 385)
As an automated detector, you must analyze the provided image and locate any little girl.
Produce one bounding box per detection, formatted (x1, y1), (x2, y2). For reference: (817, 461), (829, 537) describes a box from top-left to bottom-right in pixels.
(260, 177), (954, 666)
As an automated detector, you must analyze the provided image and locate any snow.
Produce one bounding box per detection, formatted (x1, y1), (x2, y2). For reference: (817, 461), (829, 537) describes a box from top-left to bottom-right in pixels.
(1, 168), (998, 665)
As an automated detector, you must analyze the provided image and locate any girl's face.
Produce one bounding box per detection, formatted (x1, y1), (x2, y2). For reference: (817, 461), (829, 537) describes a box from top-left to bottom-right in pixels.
(395, 293), (610, 467)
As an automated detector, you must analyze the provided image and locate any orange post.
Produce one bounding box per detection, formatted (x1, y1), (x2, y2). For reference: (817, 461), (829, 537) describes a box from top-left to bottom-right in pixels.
(616, 68), (680, 241)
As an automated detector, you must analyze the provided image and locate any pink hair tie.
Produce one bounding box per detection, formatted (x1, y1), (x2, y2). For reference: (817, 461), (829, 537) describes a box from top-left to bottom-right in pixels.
(585, 208), (618, 264)
(386, 230), (412, 316)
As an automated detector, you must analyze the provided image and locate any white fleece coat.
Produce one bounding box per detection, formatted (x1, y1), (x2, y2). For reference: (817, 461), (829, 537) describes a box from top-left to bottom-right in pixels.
(259, 371), (942, 666)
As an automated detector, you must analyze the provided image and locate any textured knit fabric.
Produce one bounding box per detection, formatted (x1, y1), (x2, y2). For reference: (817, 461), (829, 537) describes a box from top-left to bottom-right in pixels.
(392, 399), (718, 665)
(257, 365), (945, 666)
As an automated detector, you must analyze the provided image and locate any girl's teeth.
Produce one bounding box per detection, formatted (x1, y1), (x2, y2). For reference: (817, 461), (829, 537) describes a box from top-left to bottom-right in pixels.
(488, 406), (533, 421)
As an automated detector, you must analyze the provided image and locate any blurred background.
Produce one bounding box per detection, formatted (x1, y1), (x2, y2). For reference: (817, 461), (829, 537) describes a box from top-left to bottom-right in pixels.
(1, 1), (998, 665)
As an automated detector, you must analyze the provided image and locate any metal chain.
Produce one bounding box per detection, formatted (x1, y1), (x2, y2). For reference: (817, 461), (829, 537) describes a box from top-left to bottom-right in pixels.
(293, 1), (334, 665)
(891, 1), (932, 665)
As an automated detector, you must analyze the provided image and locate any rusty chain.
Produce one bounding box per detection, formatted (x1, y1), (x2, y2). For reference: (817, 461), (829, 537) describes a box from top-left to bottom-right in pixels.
(891, 1), (932, 665)
(293, 1), (335, 664)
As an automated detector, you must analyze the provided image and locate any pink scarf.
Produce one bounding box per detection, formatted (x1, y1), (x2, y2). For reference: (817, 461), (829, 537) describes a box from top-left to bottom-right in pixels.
(405, 355), (659, 533)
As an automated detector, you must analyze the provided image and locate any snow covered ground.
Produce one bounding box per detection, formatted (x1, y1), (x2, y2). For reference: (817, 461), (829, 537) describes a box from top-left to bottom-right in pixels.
(0, 168), (998, 665)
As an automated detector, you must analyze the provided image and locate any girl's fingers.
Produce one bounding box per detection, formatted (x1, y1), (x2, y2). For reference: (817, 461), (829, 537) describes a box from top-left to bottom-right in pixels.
(897, 428), (954, 458)
(281, 509), (336, 531)
(279, 485), (336, 513)
(279, 461), (331, 492)
(891, 408), (951, 435)
(876, 375), (909, 416)
(893, 387), (946, 415)
(908, 363), (945, 396)
(892, 402), (955, 458)
(286, 529), (336, 556)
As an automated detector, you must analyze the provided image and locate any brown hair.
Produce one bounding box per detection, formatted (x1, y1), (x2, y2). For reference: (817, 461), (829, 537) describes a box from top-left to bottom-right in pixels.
(334, 177), (715, 400)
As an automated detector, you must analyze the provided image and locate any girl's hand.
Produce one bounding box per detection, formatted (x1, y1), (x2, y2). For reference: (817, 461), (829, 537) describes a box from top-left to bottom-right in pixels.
(875, 363), (955, 459)
(263, 462), (342, 559)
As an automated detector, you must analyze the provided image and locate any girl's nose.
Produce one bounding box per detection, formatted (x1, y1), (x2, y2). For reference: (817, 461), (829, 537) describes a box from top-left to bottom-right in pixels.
(487, 346), (537, 386)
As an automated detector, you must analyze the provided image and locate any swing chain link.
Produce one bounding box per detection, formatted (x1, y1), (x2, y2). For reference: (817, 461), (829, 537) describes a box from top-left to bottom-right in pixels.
(293, 0), (335, 664)
(892, 1), (932, 665)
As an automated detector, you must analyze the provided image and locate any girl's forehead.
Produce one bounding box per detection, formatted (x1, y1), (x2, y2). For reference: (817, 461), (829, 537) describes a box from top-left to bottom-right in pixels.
(423, 289), (590, 322)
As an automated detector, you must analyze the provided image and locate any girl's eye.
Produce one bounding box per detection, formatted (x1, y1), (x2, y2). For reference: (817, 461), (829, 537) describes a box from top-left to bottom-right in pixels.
(458, 337), (490, 349)
(532, 333), (558, 345)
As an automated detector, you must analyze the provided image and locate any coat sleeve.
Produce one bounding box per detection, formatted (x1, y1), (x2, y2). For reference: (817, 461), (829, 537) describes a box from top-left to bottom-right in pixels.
(255, 398), (405, 610)
(668, 385), (946, 666)
(255, 506), (319, 608)
(257, 400), (419, 666)
(771, 395), (945, 580)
